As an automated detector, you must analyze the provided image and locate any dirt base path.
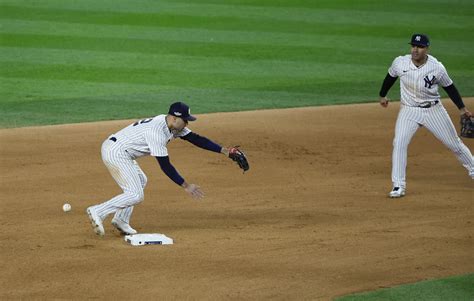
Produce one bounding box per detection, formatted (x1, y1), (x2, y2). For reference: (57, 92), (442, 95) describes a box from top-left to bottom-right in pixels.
(1, 99), (473, 300)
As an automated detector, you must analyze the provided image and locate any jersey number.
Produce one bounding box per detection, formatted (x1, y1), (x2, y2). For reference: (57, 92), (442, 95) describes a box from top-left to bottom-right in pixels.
(133, 118), (153, 126)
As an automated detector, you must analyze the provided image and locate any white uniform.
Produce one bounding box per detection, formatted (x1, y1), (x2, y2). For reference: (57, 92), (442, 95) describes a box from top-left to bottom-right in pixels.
(94, 115), (191, 224)
(388, 54), (474, 188)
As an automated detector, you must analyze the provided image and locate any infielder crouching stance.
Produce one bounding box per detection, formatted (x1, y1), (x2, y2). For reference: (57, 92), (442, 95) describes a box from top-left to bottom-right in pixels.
(379, 33), (473, 198)
(87, 102), (249, 236)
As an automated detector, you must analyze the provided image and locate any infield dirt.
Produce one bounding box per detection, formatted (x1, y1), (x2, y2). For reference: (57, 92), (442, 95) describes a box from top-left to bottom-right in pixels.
(1, 100), (473, 300)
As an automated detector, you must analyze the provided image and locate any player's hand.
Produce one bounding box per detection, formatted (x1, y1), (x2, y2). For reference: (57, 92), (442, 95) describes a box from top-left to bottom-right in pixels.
(379, 96), (389, 108)
(183, 183), (204, 199)
(460, 107), (472, 118)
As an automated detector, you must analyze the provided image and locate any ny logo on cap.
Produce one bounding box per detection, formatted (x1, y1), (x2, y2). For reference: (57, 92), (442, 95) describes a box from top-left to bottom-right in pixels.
(415, 36), (421, 41)
(173, 109), (190, 117)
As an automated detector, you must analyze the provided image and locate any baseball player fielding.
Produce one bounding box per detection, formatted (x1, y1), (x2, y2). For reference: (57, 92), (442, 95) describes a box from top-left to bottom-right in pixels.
(379, 33), (473, 198)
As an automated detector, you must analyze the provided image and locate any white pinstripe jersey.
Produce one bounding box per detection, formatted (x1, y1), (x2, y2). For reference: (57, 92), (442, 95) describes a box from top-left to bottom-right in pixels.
(111, 115), (191, 158)
(388, 54), (453, 106)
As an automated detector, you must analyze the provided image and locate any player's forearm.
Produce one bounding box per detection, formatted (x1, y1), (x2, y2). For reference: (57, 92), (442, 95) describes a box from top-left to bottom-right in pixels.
(155, 156), (185, 186)
(181, 132), (222, 153)
(379, 73), (398, 97)
(443, 84), (466, 111)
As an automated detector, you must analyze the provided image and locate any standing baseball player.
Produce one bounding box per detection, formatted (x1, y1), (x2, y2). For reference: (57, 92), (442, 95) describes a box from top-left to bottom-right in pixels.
(86, 101), (249, 236)
(379, 33), (473, 198)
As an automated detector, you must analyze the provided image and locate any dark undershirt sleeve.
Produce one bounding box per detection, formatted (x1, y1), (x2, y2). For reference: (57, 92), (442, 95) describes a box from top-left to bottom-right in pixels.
(155, 156), (185, 186)
(443, 84), (465, 110)
(180, 132), (222, 153)
(379, 73), (398, 97)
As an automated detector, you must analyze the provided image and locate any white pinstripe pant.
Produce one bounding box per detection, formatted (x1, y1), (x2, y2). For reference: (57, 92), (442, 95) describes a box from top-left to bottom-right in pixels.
(392, 104), (473, 188)
(93, 138), (148, 223)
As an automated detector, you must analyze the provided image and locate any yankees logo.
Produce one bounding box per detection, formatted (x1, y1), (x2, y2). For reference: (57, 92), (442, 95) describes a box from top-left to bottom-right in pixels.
(423, 75), (436, 88)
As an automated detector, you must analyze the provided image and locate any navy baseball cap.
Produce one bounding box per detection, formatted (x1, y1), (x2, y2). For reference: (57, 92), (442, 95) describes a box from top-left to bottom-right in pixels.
(168, 101), (196, 121)
(409, 33), (430, 47)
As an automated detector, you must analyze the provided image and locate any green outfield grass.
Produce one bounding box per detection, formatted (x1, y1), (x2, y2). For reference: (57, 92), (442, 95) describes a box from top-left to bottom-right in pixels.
(1, 0), (473, 128)
(336, 273), (474, 301)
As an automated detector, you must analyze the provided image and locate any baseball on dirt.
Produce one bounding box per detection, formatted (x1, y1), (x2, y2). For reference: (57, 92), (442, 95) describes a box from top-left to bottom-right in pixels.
(62, 203), (72, 212)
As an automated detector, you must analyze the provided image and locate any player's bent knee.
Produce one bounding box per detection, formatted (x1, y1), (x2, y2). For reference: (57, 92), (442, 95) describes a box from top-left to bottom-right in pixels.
(125, 191), (145, 204)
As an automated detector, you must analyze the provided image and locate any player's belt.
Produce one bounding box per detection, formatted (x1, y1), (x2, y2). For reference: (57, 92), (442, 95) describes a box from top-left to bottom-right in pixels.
(418, 100), (439, 108)
(109, 136), (117, 142)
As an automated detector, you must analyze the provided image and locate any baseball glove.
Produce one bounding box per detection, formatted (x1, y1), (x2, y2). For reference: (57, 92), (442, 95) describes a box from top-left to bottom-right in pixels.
(460, 115), (474, 138)
(228, 146), (249, 172)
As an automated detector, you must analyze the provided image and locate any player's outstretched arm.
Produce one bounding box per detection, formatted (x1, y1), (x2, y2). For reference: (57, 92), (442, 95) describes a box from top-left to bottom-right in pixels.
(156, 156), (204, 200)
(181, 133), (249, 172)
(181, 132), (222, 153)
(443, 84), (472, 117)
(379, 73), (398, 108)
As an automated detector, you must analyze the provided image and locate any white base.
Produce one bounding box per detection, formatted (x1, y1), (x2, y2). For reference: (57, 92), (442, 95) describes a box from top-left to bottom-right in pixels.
(124, 233), (173, 246)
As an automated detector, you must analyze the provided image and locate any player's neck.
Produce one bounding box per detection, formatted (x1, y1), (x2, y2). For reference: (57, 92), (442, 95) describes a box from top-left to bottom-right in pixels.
(412, 55), (428, 67)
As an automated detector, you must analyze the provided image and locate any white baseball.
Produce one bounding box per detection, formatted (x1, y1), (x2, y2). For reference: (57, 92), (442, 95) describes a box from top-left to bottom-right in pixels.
(62, 203), (72, 212)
